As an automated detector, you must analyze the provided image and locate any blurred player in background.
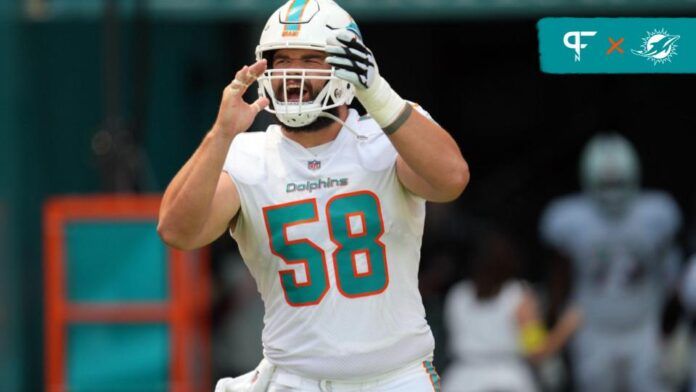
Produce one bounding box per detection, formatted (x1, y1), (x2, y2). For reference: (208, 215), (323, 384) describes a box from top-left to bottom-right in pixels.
(442, 229), (579, 392)
(679, 254), (696, 392)
(540, 133), (682, 392)
(157, 0), (469, 390)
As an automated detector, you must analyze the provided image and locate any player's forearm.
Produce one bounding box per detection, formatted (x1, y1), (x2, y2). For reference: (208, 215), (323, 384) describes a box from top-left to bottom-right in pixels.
(160, 151), (198, 212)
(543, 306), (582, 356)
(389, 110), (469, 201)
(158, 128), (233, 247)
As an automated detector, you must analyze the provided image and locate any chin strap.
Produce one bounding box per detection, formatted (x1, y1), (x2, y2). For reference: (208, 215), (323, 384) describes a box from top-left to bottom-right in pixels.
(318, 111), (367, 141)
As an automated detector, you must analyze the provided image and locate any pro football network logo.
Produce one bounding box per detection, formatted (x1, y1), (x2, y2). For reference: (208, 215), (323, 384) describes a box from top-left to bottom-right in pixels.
(631, 28), (680, 65)
(563, 31), (597, 61)
(308, 160), (321, 170)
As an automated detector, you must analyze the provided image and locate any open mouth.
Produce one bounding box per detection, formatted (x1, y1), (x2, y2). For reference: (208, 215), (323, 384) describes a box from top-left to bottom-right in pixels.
(283, 84), (312, 103)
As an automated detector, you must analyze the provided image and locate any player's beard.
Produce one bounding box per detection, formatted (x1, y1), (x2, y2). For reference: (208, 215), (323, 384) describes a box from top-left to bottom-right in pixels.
(279, 107), (339, 133)
(272, 81), (338, 133)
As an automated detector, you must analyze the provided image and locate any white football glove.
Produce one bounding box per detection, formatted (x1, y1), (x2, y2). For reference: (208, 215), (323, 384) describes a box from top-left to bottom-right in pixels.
(326, 30), (410, 133)
(325, 30), (377, 90)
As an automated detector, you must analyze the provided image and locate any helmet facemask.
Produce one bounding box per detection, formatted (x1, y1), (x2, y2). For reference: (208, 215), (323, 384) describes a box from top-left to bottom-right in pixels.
(255, 0), (359, 128)
(257, 65), (353, 128)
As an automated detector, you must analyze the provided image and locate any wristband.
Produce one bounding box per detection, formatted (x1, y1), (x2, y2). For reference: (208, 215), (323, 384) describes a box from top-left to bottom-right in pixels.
(382, 103), (412, 135)
(355, 76), (407, 131)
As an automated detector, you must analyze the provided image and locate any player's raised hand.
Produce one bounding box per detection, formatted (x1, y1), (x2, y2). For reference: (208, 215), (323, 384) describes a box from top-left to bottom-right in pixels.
(325, 29), (406, 131)
(214, 59), (270, 137)
(325, 30), (377, 90)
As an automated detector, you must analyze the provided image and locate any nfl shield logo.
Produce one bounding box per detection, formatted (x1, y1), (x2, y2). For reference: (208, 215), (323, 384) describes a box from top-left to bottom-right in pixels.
(308, 160), (321, 170)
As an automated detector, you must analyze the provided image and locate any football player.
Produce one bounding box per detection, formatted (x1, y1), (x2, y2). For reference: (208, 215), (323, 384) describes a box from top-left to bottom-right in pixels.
(539, 133), (682, 392)
(157, 0), (469, 390)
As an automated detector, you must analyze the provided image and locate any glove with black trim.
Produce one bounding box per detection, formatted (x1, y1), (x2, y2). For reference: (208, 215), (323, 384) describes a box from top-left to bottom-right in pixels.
(326, 30), (410, 133)
(325, 30), (377, 90)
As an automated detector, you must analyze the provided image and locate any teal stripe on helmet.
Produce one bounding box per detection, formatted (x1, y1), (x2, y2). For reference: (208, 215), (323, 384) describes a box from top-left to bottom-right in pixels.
(347, 20), (362, 39)
(284, 0), (309, 33)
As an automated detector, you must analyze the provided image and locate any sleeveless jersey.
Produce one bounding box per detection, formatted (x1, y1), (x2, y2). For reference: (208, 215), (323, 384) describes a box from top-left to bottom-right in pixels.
(223, 108), (435, 380)
(444, 281), (525, 360)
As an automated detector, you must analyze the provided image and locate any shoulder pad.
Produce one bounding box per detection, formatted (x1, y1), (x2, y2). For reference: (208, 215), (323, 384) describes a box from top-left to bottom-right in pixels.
(636, 191), (682, 236)
(222, 130), (269, 185)
(539, 194), (589, 248)
(354, 102), (436, 171)
(355, 123), (398, 171)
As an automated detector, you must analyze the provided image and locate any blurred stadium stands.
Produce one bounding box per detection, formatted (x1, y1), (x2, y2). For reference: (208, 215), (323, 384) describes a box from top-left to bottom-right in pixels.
(3, 0), (696, 391)
(21, 0), (696, 20)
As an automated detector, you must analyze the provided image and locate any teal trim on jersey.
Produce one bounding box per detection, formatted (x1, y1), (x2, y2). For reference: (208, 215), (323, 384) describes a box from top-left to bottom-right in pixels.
(423, 361), (441, 392)
(264, 200), (328, 306)
(327, 192), (387, 297)
(283, 0), (309, 34)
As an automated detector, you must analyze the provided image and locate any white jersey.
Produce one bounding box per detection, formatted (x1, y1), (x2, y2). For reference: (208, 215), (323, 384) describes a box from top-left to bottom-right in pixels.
(223, 108), (435, 380)
(444, 281), (525, 360)
(540, 192), (681, 330)
(442, 281), (537, 392)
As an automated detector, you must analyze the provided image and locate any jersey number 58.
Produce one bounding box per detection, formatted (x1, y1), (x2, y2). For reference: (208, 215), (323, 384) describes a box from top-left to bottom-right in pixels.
(263, 191), (388, 307)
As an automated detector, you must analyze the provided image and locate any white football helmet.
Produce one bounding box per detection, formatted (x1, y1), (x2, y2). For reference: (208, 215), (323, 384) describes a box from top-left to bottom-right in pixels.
(580, 133), (641, 216)
(256, 0), (360, 127)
